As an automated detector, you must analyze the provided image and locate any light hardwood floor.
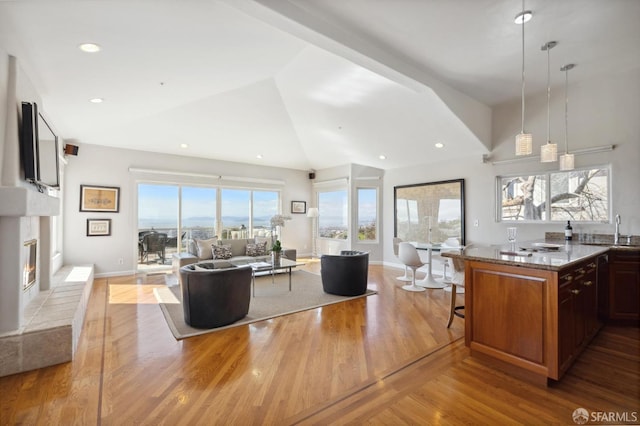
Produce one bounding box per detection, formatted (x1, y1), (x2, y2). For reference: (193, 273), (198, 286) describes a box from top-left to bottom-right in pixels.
(1, 261), (638, 425)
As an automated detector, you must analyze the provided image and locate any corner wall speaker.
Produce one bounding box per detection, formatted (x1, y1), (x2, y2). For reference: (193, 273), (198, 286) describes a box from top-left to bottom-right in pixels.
(64, 144), (79, 156)
(308, 172), (316, 180)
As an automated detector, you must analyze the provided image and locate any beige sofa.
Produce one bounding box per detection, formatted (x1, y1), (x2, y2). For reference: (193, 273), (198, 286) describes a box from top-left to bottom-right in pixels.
(172, 237), (296, 272)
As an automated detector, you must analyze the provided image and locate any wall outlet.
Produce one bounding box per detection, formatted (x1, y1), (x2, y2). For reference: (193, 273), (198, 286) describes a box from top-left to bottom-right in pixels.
(474, 219), (479, 227)
(118, 258), (124, 265)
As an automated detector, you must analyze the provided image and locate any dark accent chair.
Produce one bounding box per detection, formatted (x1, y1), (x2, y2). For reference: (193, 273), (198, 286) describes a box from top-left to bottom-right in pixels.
(141, 232), (167, 264)
(179, 262), (252, 328)
(320, 250), (369, 296)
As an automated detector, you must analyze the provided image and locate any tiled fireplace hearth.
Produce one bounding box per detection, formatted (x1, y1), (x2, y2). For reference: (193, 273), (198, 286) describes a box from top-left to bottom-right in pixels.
(0, 265), (94, 377)
(0, 186), (94, 377)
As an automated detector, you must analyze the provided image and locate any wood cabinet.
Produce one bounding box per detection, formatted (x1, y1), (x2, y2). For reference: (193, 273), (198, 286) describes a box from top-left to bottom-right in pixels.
(608, 249), (640, 322)
(465, 255), (601, 383)
(558, 259), (599, 373)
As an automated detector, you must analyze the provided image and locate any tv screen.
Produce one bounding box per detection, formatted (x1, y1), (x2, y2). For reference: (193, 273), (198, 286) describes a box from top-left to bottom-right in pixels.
(36, 111), (60, 188)
(19, 102), (60, 189)
(19, 102), (37, 182)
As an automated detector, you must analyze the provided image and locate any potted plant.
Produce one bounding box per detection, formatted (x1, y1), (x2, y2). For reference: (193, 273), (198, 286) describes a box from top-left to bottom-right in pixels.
(271, 240), (282, 264)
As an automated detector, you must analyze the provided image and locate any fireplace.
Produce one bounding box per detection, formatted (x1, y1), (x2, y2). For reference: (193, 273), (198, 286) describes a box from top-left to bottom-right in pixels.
(23, 239), (37, 290)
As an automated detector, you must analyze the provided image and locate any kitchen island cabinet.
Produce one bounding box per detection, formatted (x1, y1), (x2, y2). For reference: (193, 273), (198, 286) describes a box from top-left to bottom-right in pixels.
(445, 243), (608, 384)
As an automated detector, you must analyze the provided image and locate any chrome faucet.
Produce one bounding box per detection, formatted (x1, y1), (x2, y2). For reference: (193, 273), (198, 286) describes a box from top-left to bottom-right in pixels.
(614, 214), (621, 245)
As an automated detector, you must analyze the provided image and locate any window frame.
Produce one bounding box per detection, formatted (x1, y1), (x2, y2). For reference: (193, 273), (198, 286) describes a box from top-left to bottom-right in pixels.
(496, 164), (612, 224)
(317, 187), (349, 241)
(137, 182), (282, 251)
(356, 186), (378, 243)
(394, 178), (465, 245)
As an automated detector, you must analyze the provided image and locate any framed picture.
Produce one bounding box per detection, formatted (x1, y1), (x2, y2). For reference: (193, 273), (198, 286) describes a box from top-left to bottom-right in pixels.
(80, 185), (120, 212)
(87, 219), (111, 236)
(291, 200), (306, 214)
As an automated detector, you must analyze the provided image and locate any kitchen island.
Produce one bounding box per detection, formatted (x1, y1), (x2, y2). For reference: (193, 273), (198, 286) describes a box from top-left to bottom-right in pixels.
(443, 241), (611, 385)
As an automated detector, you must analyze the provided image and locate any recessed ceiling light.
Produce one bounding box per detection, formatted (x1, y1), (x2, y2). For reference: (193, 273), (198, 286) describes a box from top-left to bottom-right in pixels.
(256, 154), (263, 159)
(435, 142), (444, 148)
(379, 154), (386, 160)
(514, 10), (532, 24)
(79, 43), (101, 53)
(180, 143), (188, 149)
(89, 98), (103, 103)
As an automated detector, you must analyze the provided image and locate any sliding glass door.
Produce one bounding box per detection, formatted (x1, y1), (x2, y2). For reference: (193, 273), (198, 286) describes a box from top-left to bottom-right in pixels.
(138, 184), (179, 265)
(220, 189), (250, 239)
(137, 183), (280, 268)
(182, 186), (217, 244)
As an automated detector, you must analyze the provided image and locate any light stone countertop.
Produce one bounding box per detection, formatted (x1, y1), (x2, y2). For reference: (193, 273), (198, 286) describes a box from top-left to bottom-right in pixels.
(441, 240), (614, 272)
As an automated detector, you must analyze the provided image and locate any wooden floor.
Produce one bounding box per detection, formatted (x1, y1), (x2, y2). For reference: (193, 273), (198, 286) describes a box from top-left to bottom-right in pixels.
(1, 261), (638, 425)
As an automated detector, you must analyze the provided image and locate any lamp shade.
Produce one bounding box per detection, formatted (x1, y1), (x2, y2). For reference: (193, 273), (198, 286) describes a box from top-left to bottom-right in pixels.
(541, 142), (558, 162)
(559, 153), (575, 171)
(307, 207), (319, 218)
(515, 133), (532, 156)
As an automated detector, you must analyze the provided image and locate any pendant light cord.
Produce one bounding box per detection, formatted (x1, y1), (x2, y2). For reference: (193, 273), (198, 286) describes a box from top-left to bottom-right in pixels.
(564, 68), (569, 153)
(546, 47), (551, 143)
(520, 0), (526, 134)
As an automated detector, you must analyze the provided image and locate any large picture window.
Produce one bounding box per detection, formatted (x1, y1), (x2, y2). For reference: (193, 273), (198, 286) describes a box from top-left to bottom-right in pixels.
(137, 183), (280, 267)
(498, 167), (610, 222)
(318, 189), (348, 239)
(357, 188), (377, 241)
(394, 179), (465, 244)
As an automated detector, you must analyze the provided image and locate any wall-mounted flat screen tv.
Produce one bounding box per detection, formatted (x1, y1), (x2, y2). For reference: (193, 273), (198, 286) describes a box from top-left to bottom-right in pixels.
(19, 102), (60, 189)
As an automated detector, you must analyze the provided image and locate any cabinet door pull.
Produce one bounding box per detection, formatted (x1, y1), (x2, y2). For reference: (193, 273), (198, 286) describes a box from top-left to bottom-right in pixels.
(583, 280), (593, 287)
(571, 289), (581, 295)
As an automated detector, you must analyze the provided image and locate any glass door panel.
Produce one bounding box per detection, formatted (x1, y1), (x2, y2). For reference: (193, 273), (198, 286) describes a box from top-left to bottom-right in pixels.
(182, 186), (217, 248)
(252, 191), (278, 239)
(221, 189), (250, 239)
(138, 184), (178, 265)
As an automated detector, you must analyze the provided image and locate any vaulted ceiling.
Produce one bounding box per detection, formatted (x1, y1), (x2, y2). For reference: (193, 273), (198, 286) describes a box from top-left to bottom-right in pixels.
(1, 0), (638, 171)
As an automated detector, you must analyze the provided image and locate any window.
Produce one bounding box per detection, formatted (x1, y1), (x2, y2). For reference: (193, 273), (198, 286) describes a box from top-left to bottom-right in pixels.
(499, 174), (547, 220)
(137, 183), (281, 267)
(182, 186), (216, 242)
(318, 189), (348, 239)
(498, 167), (610, 222)
(394, 179), (465, 244)
(252, 190), (278, 238)
(138, 184), (179, 234)
(550, 168), (609, 221)
(220, 189), (250, 239)
(357, 188), (377, 241)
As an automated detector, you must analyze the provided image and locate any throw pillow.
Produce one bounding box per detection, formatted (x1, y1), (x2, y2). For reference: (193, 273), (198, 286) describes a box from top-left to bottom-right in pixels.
(212, 244), (233, 260)
(195, 237), (217, 260)
(246, 241), (267, 257)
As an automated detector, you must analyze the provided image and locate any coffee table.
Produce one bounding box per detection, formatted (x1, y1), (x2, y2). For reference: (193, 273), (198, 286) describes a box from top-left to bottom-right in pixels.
(231, 258), (305, 297)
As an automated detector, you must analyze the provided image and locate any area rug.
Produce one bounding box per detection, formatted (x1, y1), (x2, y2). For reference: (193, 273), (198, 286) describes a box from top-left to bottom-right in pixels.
(154, 270), (377, 340)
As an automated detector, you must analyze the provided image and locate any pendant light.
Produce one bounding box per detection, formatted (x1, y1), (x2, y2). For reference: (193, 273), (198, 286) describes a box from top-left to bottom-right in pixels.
(515, 0), (532, 156)
(540, 41), (558, 162)
(559, 64), (576, 170)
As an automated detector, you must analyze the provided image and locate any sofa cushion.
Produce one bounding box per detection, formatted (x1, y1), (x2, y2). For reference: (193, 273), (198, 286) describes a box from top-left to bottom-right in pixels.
(246, 241), (267, 256)
(212, 244), (233, 260)
(195, 237), (217, 260)
(218, 239), (253, 257)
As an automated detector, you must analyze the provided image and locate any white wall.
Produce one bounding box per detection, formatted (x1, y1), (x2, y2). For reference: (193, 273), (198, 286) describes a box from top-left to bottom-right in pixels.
(384, 69), (640, 265)
(63, 144), (312, 276)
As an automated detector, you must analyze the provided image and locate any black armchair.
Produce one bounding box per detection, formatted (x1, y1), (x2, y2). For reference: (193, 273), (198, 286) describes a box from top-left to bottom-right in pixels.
(141, 232), (167, 264)
(320, 250), (369, 296)
(179, 262), (252, 328)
